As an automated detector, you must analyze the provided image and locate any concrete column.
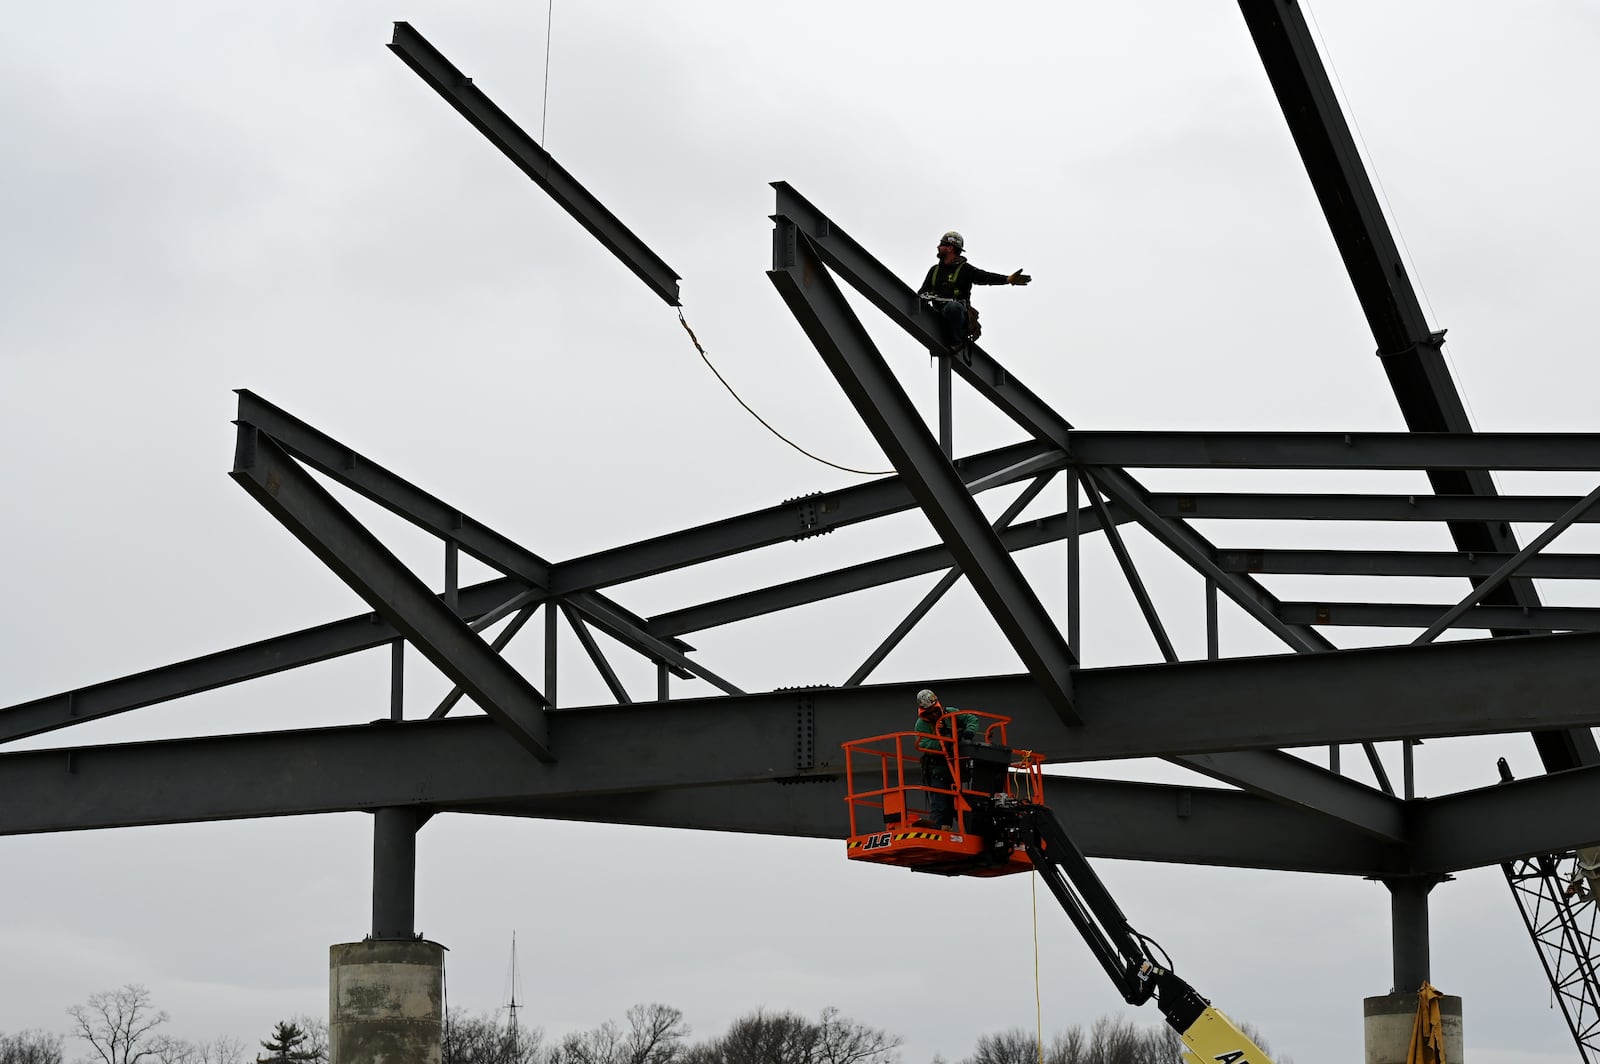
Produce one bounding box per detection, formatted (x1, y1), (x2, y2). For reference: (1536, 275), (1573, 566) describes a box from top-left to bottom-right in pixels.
(329, 939), (444, 1064)
(1362, 991), (1462, 1064)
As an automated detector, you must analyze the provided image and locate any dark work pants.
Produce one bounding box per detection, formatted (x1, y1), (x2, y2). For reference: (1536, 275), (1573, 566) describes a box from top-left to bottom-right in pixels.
(937, 300), (968, 347)
(921, 754), (954, 826)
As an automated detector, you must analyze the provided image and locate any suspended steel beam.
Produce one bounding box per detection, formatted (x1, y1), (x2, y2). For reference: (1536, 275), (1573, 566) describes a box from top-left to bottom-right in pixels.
(770, 181), (1331, 656)
(477, 778), (1404, 876)
(388, 22), (681, 306)
(1065, 431), (1600, 471)
(769, 231), (1079, 721)
(1218, 549), (1600, 580)
(1280, 601), (1600, 633)
(236, 390), (700, 680)
(1144, 493), (1600, 524)
(232, 427), (554, 760)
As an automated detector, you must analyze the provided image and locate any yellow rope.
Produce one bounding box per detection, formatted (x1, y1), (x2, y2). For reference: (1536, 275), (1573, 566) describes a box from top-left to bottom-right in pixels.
(1033, 872), (1044, 1064)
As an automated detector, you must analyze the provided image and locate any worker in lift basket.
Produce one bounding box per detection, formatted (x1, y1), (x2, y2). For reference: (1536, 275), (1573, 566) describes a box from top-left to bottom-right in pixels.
(916, 230), (1031, 349)
(912, 689), (981, 830)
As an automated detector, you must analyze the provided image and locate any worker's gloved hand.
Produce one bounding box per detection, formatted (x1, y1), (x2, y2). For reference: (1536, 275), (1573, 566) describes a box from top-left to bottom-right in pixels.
(1008, 270), (1031, 286)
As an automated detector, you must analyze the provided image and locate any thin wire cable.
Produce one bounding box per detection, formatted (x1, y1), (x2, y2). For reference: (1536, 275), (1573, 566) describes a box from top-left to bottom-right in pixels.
(540, 0), (554, 145)
(677, 308), (893, 477)
(1033, 873), (1044, 1064)
(1301, 2), (1486, 437)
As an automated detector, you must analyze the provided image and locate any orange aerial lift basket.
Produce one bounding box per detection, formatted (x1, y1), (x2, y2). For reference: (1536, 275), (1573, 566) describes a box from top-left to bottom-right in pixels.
(841, 710), (1046, 877)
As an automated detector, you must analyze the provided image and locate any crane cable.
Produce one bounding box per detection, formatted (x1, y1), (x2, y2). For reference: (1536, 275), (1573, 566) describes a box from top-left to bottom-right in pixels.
(676, 308), (893, 477)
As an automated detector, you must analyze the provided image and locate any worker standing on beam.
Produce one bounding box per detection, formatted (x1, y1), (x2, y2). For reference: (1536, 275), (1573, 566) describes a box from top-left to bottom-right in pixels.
(917, 231), (1030, 349)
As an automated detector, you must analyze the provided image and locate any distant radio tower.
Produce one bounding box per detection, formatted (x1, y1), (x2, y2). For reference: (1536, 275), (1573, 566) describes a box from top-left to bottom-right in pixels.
(503, 930), (522, 1046)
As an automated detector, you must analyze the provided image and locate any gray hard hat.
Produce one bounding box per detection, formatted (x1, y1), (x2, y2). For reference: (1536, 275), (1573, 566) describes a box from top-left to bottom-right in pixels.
(916, 689), (939, 709)
(939, 231), (964, 251)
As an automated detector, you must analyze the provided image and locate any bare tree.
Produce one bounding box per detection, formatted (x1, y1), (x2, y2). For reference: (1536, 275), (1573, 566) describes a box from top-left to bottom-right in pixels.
(620, 1004), (688, 1064)
(0, 1029), (65, 1064)
(287, 1019), (326, 1064)
(442, 1010), (543, 1064)
(966, 1028), (1036, 1064)
(67, 985), (170, 1064)
(814, 1007), (899, 1064)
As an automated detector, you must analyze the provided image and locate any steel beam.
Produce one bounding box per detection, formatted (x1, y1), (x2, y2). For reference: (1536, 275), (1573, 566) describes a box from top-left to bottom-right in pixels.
(769, 232), (1079, 721)
(1414, 482), (1600, 644)
(845, 473), (1054, 686)
(472, 778), (1404, 876)
(0, 441), (1061, 742)
(8, 634), (1600, 835)
(1279, 602), (1600, 633)
(770, 182), (1330, 656)
(388, 22), (681, 305)
(1411, 766), (1600, 873)
(561, 603), (632, 705)
(1171, 750), (1403, 842)
(0, 587), (504, 744)
(232, 427), (554, 760)
(236, 390), (699, 679)
(649, 503), (1113, 637)
(1146, 493), (1600, 524)
(1065, 431), (1600, 471)
(552, 438), (1060, 594)
(1218, 549), (1600, 580)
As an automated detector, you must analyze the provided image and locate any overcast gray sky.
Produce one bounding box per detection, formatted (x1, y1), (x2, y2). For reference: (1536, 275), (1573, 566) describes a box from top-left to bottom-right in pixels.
(4, 3), (1600, 1062)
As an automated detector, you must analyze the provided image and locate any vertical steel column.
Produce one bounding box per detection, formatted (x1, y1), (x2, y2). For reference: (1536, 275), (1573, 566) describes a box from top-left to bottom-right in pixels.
(444, 542), (459, 614)
(390, 640), (404, 721)
(545, 605), (558, 710)
(1403, 741), (1417, 800)
(938, 355), (953, 458)
(1067, 471), (1080, 658)
(1385, 876), (1441, 992)
(1204, 578), (1219, 660)
(657, 662), (669, 701)
(372, 807), (418, 940)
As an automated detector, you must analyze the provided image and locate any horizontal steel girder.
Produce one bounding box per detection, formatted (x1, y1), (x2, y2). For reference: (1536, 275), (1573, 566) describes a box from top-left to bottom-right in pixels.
(6, 633), (1600, 835)
(388, 23), (681, 306)
(464, 777), (1404, 876)
(768, 233), (1079, 721)
(1064, 431), (1600, 471)
(648, 503), (1118, 637)
(1218, 549), (1600, 580)
(1145, 493), (1600, 524)
(1169, 750), (1404, 842)
(1279, 602), (1600, 632)
(232, 427), (554, 760)
(1411, 766), (1600, 873)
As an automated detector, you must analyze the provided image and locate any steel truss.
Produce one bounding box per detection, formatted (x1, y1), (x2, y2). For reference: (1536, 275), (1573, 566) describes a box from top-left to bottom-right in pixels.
(6, 6), (1600, 1050)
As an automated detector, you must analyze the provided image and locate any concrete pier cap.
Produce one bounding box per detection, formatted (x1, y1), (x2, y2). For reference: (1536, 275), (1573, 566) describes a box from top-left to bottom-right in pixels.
(330, 939), (445, 1064)
(1363, 991), (1462, 1064)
